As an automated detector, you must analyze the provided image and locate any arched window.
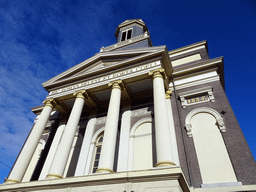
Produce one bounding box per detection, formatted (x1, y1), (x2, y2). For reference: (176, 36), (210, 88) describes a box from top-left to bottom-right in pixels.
(92, 133), (104, 173)
(185, 107), (237, 185)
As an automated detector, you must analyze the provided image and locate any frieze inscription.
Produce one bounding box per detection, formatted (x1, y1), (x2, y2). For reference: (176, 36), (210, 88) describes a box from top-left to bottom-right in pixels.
(49, 61), (161, 96)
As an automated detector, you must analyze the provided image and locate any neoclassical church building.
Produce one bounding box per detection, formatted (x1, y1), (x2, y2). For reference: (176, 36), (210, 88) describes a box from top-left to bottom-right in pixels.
(1, 19), (256, 192)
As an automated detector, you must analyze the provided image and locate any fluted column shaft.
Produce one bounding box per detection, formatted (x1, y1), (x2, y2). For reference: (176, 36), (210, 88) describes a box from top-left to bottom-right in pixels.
(149, 69), (175, 167)
(5, 99), (56, 183)
(47, 90), (87, 179)
(96, 80), (122, 173)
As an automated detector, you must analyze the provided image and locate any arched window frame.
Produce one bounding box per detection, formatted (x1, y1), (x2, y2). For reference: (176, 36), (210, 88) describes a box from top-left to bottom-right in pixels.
(185, 107), (226, 137)
(88, 127), (105, 174)
(92, 133), (104, 173)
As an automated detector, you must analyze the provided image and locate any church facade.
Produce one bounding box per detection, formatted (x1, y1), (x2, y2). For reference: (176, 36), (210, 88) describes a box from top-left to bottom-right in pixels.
(1, 19), (256, 192)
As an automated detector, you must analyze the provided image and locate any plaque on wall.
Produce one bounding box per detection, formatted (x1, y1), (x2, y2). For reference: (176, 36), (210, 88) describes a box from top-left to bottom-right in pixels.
(178, 86), (215, 108)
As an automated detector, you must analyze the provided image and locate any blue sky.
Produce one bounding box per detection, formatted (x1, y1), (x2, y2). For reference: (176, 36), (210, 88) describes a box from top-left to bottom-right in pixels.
(0, 0), (255, 183)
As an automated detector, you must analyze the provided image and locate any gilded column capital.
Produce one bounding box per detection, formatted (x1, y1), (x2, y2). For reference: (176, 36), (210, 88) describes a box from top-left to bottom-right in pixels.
(73, 90), (89, 100)
(165, 90), (172, 99)
(108, 80), (124, 90)
(43, 98), (58, 108)
(148, 68), (166, 80)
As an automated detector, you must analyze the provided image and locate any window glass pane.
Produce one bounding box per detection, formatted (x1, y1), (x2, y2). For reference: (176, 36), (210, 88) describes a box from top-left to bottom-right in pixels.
(127, 30), (132, 39)
(92, 133), (104, 173)
(96, 146), (101, 153)
(121, 32), (126, 41)
(98, 136), (103, 142)
(94, 161), (99, 167)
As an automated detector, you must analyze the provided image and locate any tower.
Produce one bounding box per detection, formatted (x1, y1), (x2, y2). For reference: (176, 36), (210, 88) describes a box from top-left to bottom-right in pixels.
(1, 19), (256, 192)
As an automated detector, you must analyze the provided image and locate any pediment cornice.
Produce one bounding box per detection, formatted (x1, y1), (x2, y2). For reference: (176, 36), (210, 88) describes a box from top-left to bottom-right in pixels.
(42, 46), (172, 92)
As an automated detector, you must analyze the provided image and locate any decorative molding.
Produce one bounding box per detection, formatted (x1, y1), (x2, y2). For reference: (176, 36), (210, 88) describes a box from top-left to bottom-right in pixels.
(148, 68), (166, 80)
(49, 61), (160, 96)
(185, 107), (226, 137)
(185, 124), (192, 137)
(131, 108), (152, 117)
(73, 90), (89, 100)
(217, 118), (226, 132)
(95, 167), (114, 173)
(100, 32), (149, 52)
(178, 86), (215, 108)
(155, 161), (176, 167)
(43, 98), (57, 108)
(96, 117), (107, 124)
(108, 80), (124, 90)
(46, 173), (63, 179)
(165, 90), (172, 99)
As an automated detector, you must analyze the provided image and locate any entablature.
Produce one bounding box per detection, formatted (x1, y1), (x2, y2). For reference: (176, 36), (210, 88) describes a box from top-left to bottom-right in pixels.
(42, 46), (172, 91)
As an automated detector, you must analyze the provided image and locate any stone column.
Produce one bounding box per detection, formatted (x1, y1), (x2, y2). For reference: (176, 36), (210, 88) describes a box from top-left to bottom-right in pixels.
(96, 80), (123, 173)
(75, 114), (97, 176)
(5, 98), (56, 183)
(149, 69), (175, 167)
(46, 90), (88, 179)
(117, 106), (131, 172)
(38, 122), (66, 180)
(165, 90), (180, 166)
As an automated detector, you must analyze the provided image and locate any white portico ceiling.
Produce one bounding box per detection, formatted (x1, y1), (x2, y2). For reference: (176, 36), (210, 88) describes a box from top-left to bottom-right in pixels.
(127, 79), (152, 93)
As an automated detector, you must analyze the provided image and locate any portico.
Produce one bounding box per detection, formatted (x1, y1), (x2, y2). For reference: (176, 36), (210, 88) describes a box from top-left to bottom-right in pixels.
(5, 49), (177, 182)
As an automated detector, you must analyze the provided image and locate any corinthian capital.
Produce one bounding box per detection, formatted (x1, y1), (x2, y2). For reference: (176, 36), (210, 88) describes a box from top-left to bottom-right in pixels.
(73, 90), (89, 100)
(108, 80), (124, 90)
(148, 68), (166, 80)
(165, 90), (172, 99)
(43, 98), (58, 108)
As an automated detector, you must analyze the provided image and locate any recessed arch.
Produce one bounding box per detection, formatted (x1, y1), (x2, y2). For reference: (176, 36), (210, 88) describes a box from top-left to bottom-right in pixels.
(128, 117), (155, 171)
(185, 107), (226, 137)
(130, 117), (152, 137)
(185, 107), (237, 185)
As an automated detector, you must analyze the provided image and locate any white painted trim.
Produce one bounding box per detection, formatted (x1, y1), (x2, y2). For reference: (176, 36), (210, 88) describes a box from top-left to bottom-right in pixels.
(178, 86), (215, 108)
(169, 45), (205, 58)
(169, 70), (219, 91)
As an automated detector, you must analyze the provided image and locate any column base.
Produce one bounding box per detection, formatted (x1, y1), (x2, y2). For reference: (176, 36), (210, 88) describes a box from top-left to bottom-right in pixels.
(96, 167), (114, 173)
(155, 161), (176, 167)
(46, 173), (63, 179)
(4, 179), (20, 184)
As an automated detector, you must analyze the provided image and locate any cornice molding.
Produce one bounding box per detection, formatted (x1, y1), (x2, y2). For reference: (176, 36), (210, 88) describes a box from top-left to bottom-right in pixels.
(42, 46), (167, 90)
(168, 40), (208, 56)
(172, 57), (223, 76)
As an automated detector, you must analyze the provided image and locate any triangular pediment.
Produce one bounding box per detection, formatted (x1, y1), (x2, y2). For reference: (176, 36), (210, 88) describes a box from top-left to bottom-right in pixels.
(42, 46), (169, 91)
